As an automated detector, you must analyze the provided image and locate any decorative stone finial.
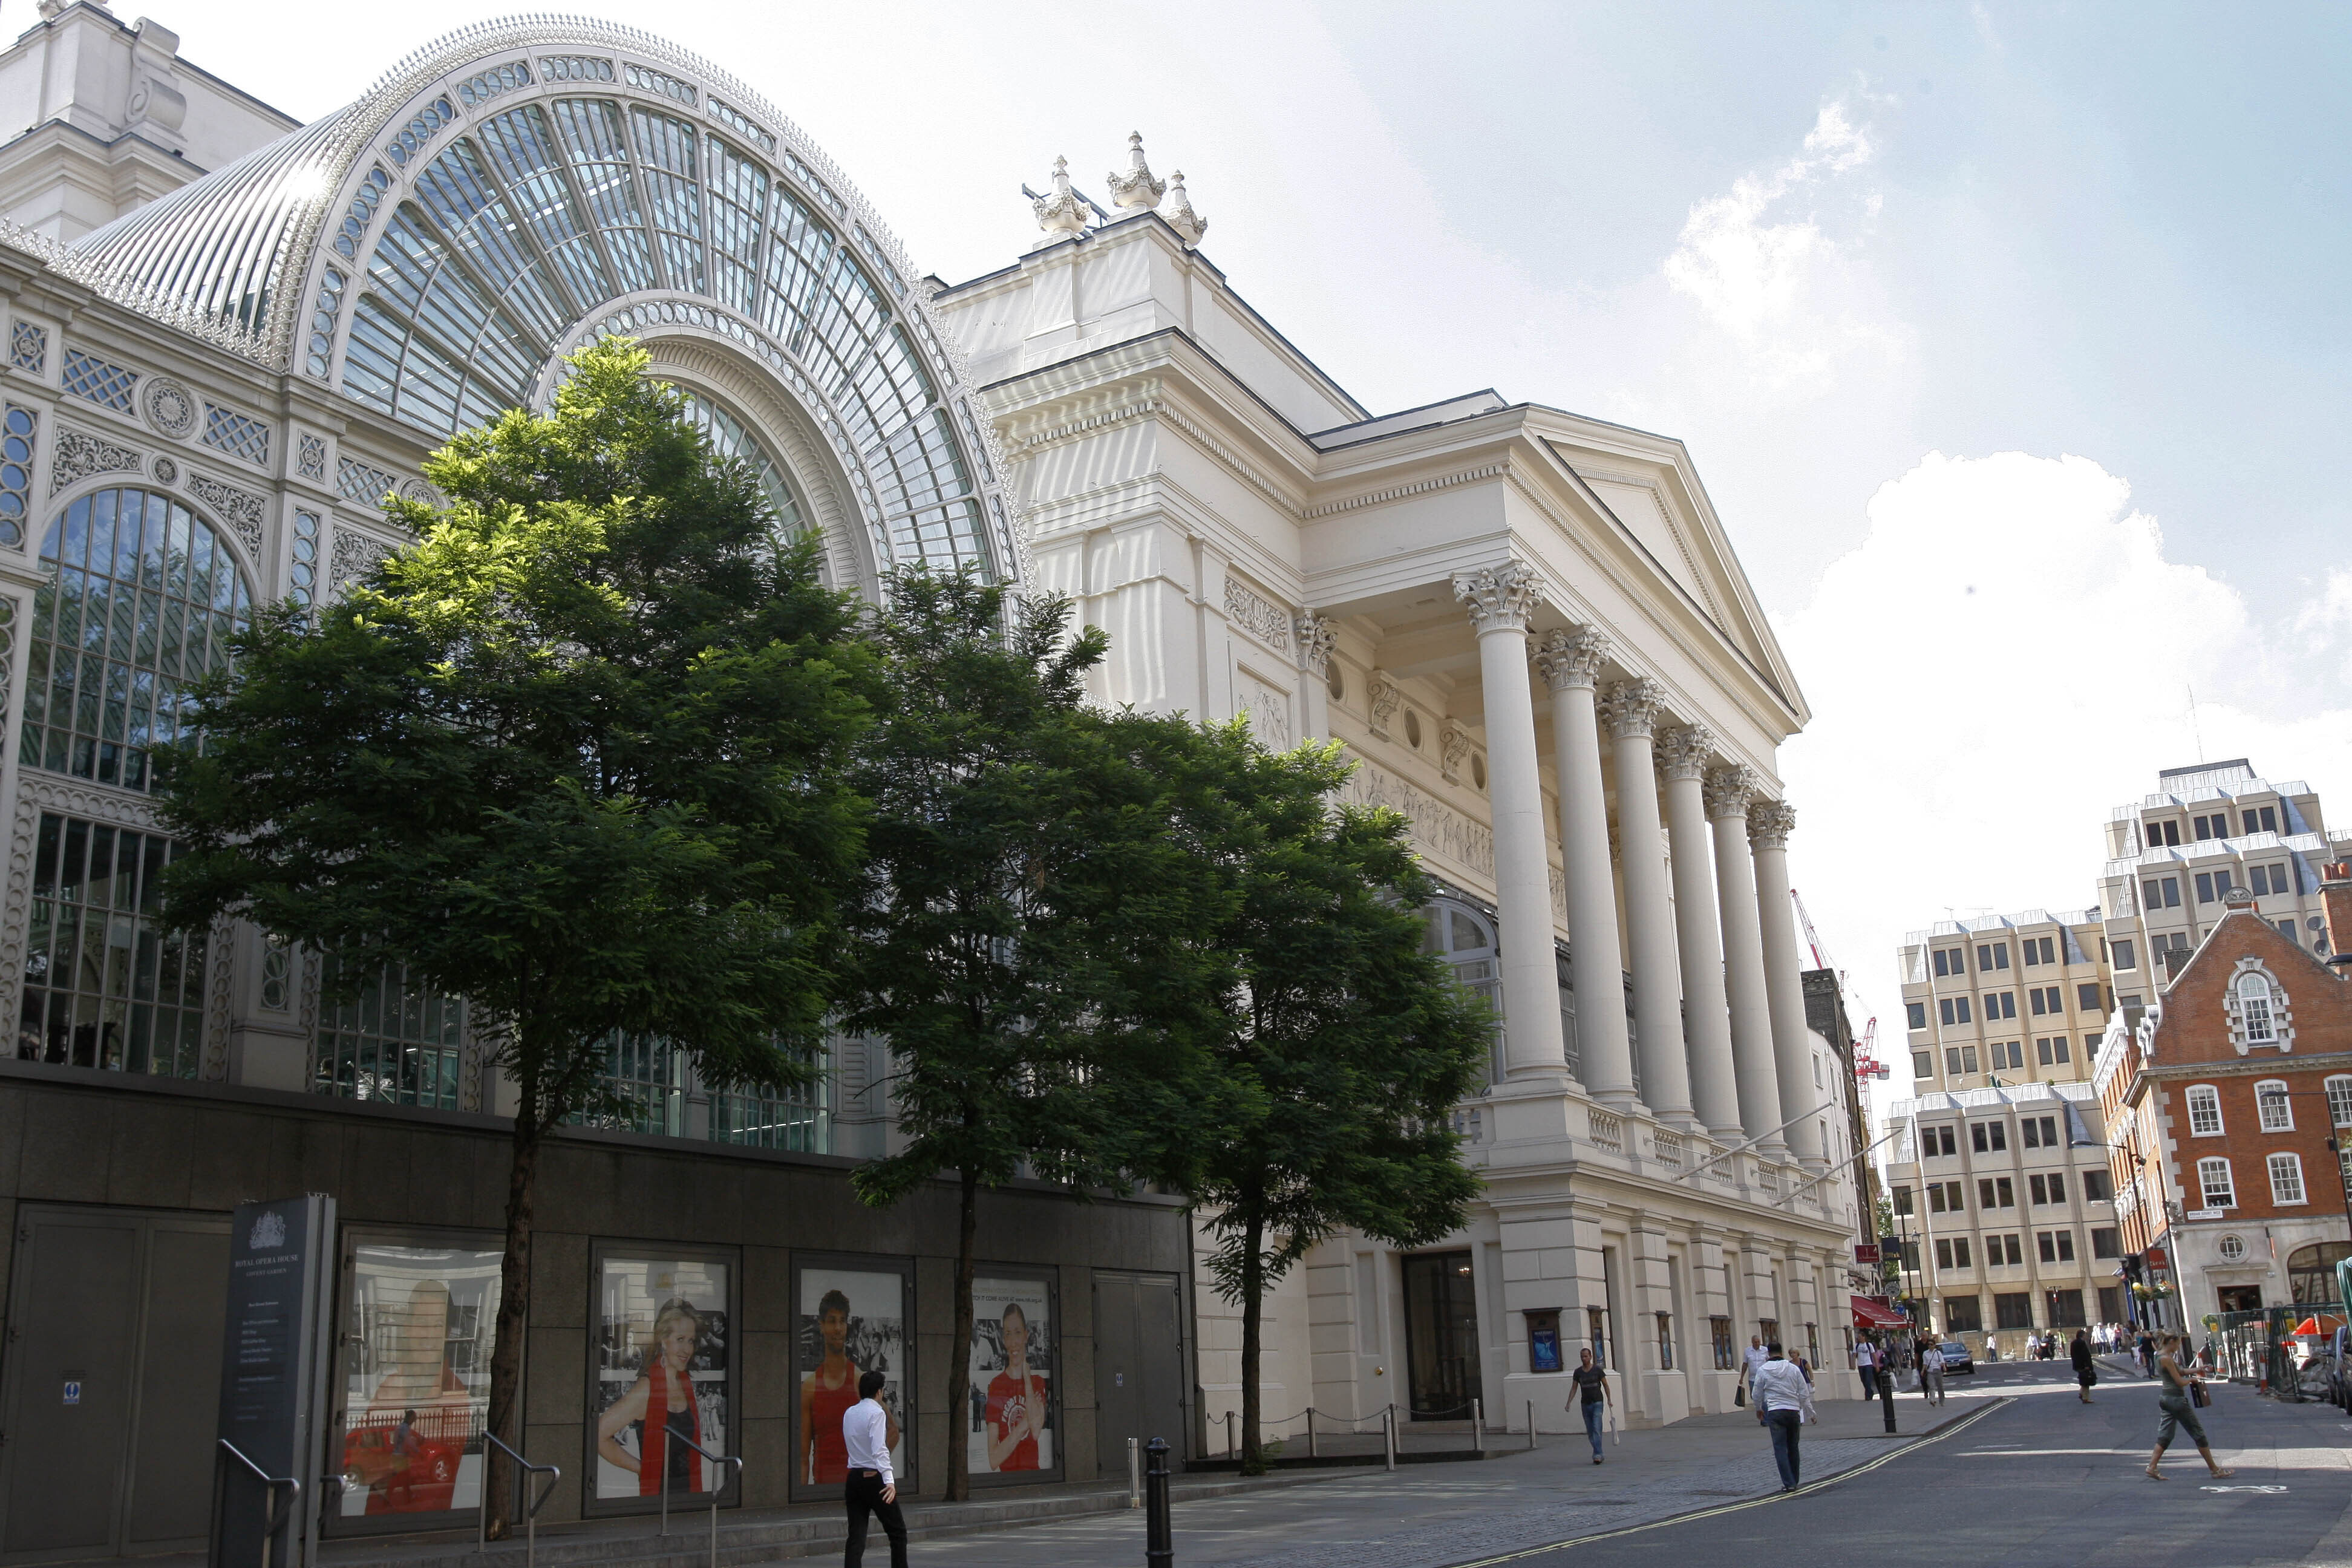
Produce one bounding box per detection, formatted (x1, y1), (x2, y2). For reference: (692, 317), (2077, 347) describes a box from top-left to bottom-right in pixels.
(1747, 799), (1796, 851)
(1294, 612), (1336, 676)
(1105, 132), (1165, 213)
(1031, 156), (1088, 240)
(1704, 764), (1760, 822)
(1533, 627), (1611, 692)
(1600, 678), (1667, 740)
(1452, 560), (1546, 634)
(1162, 170), (1208, 246)
(1655, 724), (1716, 782)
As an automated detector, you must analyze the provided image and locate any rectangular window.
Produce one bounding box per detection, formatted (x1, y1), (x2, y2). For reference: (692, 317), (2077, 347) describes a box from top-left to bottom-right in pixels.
(1939, 998), (1957, 1027)
(1997, 1177), (2015, 1207)
(1953, 1237), (1972, 1268)
(2045, 1231), (2075, 1263)
(2198, 1157), (2235, 1208)
(2030, 987), (2048, 1015)
(1995, 1292), (2034, 1330)
(2326, 1078), (2352, 1128)
(2024, 1119), (2041, 1149)
(1711, 1316), (1735, 1371)
(1893, 1184), (1914, 1216)
(2164, 878), (2181, 907)
(1928, 1183), (1949, 1214)
(2269, 1153), (2306, 1205)
(2113, 939), (2137, 972)
(2036, 1116), (2057, 1146)
(1974, 1122), (2007, 1153)
(1993, 992), (2017, 1019)
(1945, 1295), (1984, 1332)
(1938, 1126), (1959, 1157)
(2091, 1227), (2121, 1259)
(1907, 1001), (1927, 1031)
(2263, 806), (2278, 833)
(1973, 1125), (1990, 1154)
(2078, 984), (2102, 1012)
(2030, 1173), (2047, 1204)
(2047, 1171), (2066, 1204)
(1935, 948), (1958, 978)
(335, 1230), (504, 1523)
(1958, 997), (1973, 1024)
(2187, 1085), (2223, 1135)
(2193, 814), (2216, 841)
(314, 953), (466, 1110)
(1979, 1177), (1994, 1209)
(2098, 1285), (2122, 1323)
(2082, 1170), (2111, 1202)
(19, 814), (210, 1077)
(2036, 1037), (2054, 1065)
(2195, 872), (2216, 903)
(1946, 1180), (1967, 1209)
(2046, 1289), (2086, 1327)
(1913, 1050), (1934, 1077)
(2257, 1085), (2293, 1132)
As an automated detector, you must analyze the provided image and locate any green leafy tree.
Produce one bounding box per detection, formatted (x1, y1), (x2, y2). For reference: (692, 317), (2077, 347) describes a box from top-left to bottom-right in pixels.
(841, 570), (1216, 1501)
(1173, 728), (1491, 1473)
(152, 341), (873, 1534)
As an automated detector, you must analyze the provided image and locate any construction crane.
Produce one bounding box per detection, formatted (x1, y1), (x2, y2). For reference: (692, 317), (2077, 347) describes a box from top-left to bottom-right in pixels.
(1789, 889), (1886, 1080)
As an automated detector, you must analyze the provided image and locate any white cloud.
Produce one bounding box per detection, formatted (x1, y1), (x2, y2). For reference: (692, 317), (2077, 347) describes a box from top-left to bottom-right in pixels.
(1772, 451), (2352, 1114)
(1662, 100), (1904, 390)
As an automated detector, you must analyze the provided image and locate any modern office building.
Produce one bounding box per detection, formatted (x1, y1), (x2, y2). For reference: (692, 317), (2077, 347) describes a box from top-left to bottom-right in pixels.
(1898, 909), (2113, 1096)
(0, 5), (1860, 1557)
(1879, 1083), (2125, 1358)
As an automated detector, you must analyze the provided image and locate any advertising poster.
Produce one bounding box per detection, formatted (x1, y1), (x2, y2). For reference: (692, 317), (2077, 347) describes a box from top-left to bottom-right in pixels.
(335, 1235), (500, 1523)
(795, 1261), (909, 1492)
(593, 1253), (731, 1502)
(967, 1273), (1056, 1480)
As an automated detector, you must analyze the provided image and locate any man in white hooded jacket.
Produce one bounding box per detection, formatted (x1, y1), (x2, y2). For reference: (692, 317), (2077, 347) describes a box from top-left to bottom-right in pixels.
(1751, 1342), (1817, 1492)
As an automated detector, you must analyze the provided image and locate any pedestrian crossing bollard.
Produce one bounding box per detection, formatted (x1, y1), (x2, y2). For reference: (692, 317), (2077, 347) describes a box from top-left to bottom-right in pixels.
(1146, 1437), (1173, 1568)
(1225, 1410), (1236, 1458)
(1526, 1399), (1535, 1451)
(1878, 1366), (1898, 1434)
(1128, 1437), (1140, 1509)
(1384, 1405), (1396, 1471)
(1472, 1397), (1483, 1454)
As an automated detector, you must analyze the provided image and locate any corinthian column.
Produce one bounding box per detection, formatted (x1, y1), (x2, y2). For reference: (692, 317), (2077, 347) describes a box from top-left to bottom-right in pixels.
(1659, 726), (1742, 1140)
(1707, 766), (1783, 1150)
(1452, 562), (1568, 1080)
(1534, 627), (1632, 1105)
(1599, 679), (1692, 1125)
(1749, 799), (1824, 1168)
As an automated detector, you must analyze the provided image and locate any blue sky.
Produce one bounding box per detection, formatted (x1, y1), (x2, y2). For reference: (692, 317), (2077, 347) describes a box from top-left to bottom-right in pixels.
(185, 0), (2352, 1106)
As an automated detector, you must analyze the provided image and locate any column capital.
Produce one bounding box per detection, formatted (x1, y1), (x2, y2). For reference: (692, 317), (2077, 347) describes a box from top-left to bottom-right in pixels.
(1533, 626), (1611, 691)
(1600, 677), (1667, 740)
(1295, 612), (1336, 675)
(1704, 763), (1761, 822)
(1654, 722), (1716, 781)
(1452, 559), (1546, 633)
(1748, 797), (1797, 851)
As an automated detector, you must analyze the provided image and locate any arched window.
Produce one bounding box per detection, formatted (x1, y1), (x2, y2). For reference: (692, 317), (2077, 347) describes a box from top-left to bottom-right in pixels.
(1426, 900), (1501, 1084)
(2325, 1075), (2352, 1129)
(24, 487), (253, 792)
(2288, 1242), (2352, 1305)
(2186, 1083), (2223, 1136)
(2267, 1152), (2307, 1205)
(676, 388), (805, 535)
(2256, 1079), (2294, 1132)
(2197, 1157), (2235, 1209)
(2237, 971), (2278, 1043)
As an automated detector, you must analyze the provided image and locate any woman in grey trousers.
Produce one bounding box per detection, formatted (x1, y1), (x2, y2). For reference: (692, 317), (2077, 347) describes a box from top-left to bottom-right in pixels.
(2145, 1333), (2233, 1481)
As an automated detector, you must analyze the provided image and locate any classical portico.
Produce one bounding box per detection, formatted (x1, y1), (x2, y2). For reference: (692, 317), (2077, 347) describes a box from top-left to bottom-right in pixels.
(935, 185), (1863, 1437)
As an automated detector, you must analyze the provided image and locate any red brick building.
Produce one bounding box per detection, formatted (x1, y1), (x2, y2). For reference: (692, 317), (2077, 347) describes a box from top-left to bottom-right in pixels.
(2092, 867), (2352, 1329)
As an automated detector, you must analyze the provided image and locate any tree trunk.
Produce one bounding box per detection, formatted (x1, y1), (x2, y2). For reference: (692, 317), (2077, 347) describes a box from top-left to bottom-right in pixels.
(946, 1165), (978, 1501)
(1240, 1206), (1264, 1474)
(483, 1093), (544, 1540)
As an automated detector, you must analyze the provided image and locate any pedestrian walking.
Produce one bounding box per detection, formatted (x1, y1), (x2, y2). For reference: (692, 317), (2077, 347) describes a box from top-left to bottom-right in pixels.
(842, 1370), (907, 1568)
(1567, 1346), (1611, 1464)
(2137, 1330), (2155, 1378)
(1919, 1341), (1946, 1406)
(2145, 1333), (2233, 1481)
(1854, 1334), (1878, 1400)
(1741, 1333), (1769, 1406)
(2071, 1328), (2097, 1403)
(1751, 1342), (1817, 1492)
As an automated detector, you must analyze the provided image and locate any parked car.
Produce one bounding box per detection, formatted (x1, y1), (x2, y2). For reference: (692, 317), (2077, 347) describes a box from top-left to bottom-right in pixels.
(1938, 1341), (1975, 1376)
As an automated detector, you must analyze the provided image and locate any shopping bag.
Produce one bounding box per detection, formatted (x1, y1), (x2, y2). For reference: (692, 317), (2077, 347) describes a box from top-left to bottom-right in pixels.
(1734, 1380), (1745, 1407)
(2191, 1381), (2210, 1408)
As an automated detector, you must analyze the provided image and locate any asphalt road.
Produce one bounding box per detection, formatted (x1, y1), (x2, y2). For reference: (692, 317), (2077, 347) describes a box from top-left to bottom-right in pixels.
(1492, 1360), (2352, 1567)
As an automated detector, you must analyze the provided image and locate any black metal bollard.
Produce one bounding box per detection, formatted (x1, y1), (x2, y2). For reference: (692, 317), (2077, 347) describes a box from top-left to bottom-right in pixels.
(1145, 1436), (1172, 1567)
(1877, 1367), (1897, 1434)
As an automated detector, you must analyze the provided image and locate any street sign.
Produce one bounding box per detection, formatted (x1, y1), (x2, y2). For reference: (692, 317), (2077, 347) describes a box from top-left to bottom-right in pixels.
(2186, 1209), (2223, 1221)
(2147, 1246), (2169, 1268)
(1855, 1243), (1881, 1264)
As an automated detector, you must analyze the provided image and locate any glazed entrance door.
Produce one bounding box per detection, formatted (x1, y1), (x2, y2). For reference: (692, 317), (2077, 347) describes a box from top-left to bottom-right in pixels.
(1401, 1250), (1482, 1421)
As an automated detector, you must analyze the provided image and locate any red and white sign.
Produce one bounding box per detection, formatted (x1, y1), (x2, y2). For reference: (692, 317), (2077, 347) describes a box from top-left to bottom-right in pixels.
(1854, 1243), (1881, 1265)
(2146, 1246), (2169, 1269)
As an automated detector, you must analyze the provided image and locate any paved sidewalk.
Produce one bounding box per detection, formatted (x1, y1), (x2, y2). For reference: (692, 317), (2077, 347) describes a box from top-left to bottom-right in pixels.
(907, 1374), (2007, 1567)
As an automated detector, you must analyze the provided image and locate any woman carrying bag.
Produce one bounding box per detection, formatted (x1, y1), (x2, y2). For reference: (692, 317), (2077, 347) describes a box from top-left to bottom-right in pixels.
(2070, 1328), (2097, 1404)
(2145, 1332), (2233, 1481)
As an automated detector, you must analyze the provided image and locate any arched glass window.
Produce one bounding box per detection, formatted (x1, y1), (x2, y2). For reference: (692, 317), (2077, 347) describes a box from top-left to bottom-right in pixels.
(1426, 900), (1501, 1084)
(2288, 1241), (2352, 1305)
(675, 389), (804, 535)
(338, 91), (988, 576)
(2237, 971), (2278, 1042)
(2256, 1079), (2293, 1132)
(23, 486), (252, 792)
(2186, 1083), (2223, 1135)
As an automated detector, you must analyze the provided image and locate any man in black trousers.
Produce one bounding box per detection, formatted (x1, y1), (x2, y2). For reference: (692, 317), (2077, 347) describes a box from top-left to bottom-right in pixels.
(843, 1369), (907, 1567)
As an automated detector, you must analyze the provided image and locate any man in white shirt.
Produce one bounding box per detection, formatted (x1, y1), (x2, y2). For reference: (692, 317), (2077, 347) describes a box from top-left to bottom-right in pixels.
(1741, 1334), (1770, 1405)
(1751, 1343), (1817, 1492)
(1919, 1342), (1946, 1406)
(843, 1370), (907, 1568)
(1853, 1335), (1878, 1400)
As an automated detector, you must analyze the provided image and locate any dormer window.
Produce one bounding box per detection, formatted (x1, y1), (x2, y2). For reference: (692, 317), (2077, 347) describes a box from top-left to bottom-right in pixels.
(2238, 972), (2277, 1044)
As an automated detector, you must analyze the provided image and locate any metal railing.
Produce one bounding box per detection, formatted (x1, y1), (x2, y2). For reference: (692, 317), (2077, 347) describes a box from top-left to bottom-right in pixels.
(477, 1434), (561, 1567)
(212, 1439), (302, 1568)
(657, 1432), (745, 1568)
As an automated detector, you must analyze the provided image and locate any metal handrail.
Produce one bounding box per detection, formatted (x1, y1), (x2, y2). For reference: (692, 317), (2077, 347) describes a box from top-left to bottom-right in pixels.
(213, 1439), (302, 1568)
(477, 1434), (561, 1568)
(657, 1431), (744, 1568)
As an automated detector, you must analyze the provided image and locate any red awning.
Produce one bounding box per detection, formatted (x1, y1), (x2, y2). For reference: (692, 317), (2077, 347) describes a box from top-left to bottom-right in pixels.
(1851, 1296), (1911, 1330)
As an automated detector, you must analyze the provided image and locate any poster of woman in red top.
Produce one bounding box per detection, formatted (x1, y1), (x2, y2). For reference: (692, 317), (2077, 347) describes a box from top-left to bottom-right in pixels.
(969, 1275), (1055, 1478)
(795, 1265), (905, 1490)
(591, 1253), (731, 1503)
